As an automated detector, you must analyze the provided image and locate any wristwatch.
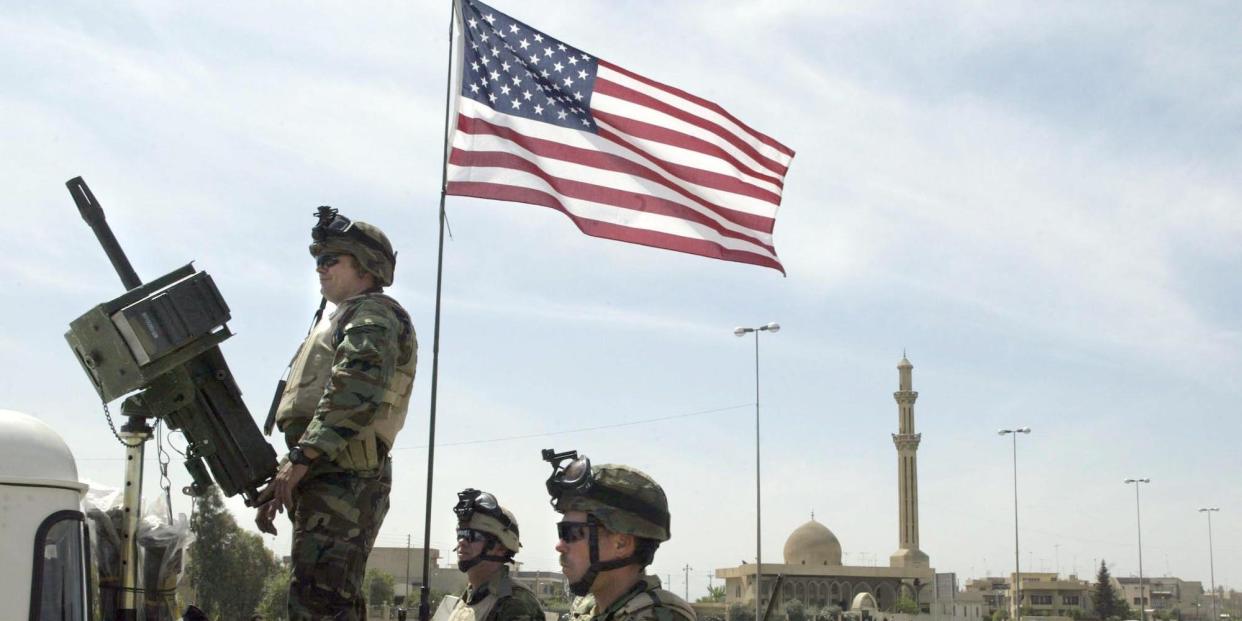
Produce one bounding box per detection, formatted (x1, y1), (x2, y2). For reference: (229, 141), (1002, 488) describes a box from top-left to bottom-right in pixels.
(288, 445), (314, 466)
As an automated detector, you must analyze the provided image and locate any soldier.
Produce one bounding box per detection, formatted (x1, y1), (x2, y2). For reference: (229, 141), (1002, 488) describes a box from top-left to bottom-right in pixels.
(256, 207), (417, 620)
(447, 488), (546, 621)
(541, 449), (696, 621)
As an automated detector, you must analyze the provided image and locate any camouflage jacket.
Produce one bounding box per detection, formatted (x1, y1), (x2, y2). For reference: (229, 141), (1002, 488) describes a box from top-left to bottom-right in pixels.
(278, 292), (417, 470)
(452, 566), (545, 621)
(570, 575), (696, 621)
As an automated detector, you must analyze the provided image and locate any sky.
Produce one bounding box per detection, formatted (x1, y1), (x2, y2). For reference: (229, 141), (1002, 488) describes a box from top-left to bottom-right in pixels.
(2, 0), (1240, 604)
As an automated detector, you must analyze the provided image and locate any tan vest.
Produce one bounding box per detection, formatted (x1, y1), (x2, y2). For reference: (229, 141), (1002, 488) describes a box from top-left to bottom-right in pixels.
(274, 294), (416, 470)
(448, 569), (533, 621)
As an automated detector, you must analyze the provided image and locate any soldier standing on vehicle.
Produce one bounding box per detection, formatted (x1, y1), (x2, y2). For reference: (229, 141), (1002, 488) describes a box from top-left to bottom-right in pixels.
(256, 207), (417, 620)
(542, 449), (696, 621)
(447, 488), (546, 621)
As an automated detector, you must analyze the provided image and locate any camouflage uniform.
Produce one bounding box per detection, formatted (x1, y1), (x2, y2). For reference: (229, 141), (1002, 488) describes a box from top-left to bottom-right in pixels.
(448, 566), (545, 621)
(276, 219), (417, 621)
(569, 575), (695, 621)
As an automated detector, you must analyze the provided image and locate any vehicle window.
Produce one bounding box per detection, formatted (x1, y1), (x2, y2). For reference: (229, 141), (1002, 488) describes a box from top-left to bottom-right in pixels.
(31, 510), (90, 621)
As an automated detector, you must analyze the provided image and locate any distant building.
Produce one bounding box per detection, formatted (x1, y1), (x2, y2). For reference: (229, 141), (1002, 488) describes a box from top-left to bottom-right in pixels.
(715, 356), (939, 615)
(965, 573), (1091, 619)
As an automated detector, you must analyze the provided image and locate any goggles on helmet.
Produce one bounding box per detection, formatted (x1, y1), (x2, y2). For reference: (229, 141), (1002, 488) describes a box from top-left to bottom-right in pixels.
(311, 206), (397, 264)
(542, 448), (670, 532)
(542, 449), (593, 498)
(454, 488), (515, 531)
(312, 206), (354, 241)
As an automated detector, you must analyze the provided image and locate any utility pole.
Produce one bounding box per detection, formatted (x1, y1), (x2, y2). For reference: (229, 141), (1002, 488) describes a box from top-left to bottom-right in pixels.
(405, 534), (412, 602)
(684, 564), (694, 602)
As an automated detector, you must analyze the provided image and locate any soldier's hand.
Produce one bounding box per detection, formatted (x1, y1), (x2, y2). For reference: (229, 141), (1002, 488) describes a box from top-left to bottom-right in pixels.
(272, 460), (311, 514)
(255, 499), (282, 536)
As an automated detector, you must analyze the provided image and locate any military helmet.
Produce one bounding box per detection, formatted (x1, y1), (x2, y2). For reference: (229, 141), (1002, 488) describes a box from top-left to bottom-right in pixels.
(309, 208), (397, 287)
(544, 451), (670, 542)
(454, 489), (521, 553)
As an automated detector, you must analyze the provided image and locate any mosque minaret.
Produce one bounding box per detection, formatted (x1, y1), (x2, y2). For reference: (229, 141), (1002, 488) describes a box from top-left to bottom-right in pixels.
(890, 353), (930, 568)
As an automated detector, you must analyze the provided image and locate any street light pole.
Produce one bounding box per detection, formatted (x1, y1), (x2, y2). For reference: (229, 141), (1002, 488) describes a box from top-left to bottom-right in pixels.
(1198, 507), (1220, 621)
(998, 427), (1031, 621)
(1124, 478), (1151, 621)
(735, 322), (780, 621)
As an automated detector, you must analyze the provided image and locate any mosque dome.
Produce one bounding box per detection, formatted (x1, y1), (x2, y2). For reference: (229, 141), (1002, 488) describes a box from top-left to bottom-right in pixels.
(783, 518), (843, 566)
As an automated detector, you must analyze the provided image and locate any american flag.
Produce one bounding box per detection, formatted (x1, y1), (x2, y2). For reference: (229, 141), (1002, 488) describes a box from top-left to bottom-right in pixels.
(445, 0), (794, 273)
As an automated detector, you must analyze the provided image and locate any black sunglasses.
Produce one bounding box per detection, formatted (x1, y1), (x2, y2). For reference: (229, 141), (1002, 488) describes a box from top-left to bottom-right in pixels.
(556, 520), (593, 544)
(456, 528), (487, 543)
(315, 253), (342, 269)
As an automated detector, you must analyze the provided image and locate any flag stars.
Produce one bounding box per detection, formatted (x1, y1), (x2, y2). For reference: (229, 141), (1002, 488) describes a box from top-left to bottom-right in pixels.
(529, 54), (540, 64)
(483, 13), (496, 24)
(511, 75), (522, 86)
(469, 83), (480, 94)
(519, 38), (530, 50)
(480, 55), (490, 66)
(557, 110), (568, 120)
(510, 99), (522, 110)
(533, 33), (544, 42)
(581, 118), (590, 127)
(522, 90), (532, 100)
(577, 69), (587, 80)
(488, 93), (498, 103)
(509, 24), (520, 33)
(500, 84), (512, 96)
(470, 61), (479, 72)
(533, 104), (544, 115)
(573, 91), (583, 101)
(557, 43), (567, 51)
(544, 47), (555, 57)
(490, 70), (500, 81)
(492, 47), (501, 57)
(553, 62), (564, 73)
(563, 76), (574, 87)
(568, 56), (579, 66)
(467, 17), (478, 29)
(501, 61), (511, 72)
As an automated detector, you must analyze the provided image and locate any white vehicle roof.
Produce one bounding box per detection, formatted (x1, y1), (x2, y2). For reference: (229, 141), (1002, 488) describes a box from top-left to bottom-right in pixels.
(0, 409), (87, 492)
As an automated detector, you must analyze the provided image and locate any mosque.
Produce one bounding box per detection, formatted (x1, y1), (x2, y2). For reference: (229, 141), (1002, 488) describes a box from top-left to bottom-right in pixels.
(715, 355), (937, 614)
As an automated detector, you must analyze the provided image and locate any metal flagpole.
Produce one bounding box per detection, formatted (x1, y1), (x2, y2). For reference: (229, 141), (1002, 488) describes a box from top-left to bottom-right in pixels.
(419, 2), (462, 620)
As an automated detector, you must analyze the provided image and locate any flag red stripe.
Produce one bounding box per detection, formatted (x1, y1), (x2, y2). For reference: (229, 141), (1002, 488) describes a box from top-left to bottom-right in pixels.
(446, 180), (786, 273)
(592, 108), (785, 190)
(598, 59), (795, 159)
(449, 147), (778, 253)
(594, 77), (789, 178)
(458, 113), (778, 226)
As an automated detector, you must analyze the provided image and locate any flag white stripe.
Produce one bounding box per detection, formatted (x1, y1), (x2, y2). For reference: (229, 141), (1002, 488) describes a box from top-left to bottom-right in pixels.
(598, 65), (794, 169)
(450, 128), (776, 246)
(446, 161), (781, 262)
(592, 94), (787, 196)
(456, 98), (780, 219)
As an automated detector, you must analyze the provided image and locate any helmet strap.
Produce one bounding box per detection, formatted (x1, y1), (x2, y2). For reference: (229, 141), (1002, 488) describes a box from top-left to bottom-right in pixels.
(567, 516), (641, 596)
(457, 534), (513, 573)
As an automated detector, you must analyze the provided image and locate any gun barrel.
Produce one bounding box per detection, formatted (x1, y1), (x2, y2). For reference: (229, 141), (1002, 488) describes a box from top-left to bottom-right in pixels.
(66, 176), (143, 290)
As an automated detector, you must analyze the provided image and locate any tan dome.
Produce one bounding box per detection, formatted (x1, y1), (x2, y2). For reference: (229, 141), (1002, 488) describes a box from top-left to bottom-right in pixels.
(783, 519), (842, 566)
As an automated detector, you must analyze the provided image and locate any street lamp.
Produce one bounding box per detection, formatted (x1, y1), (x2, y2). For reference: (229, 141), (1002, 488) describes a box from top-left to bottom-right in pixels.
(1124, 478), (1151, 621)
(1198, 507), (1220, 621)
(998, 427), (1031, 621)
(734, 321), (780, 621)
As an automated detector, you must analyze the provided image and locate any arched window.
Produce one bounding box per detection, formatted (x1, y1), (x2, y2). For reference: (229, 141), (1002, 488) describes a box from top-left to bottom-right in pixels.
(30, 510), (91, 621)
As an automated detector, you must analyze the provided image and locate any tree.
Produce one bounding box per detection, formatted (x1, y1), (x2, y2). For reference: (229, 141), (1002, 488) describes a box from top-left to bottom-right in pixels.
(730, 602), (757, 621)
(1092, 560), (1134, 621)
(787, 599), (808, 621)
(992, 608), (1010, 621)
(188, 487), (280, 619)
(365, 569), (396, 611)
(894, 596), (921, 615)
(256, 569), (292, 620)
(699, 586), (728, 604)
